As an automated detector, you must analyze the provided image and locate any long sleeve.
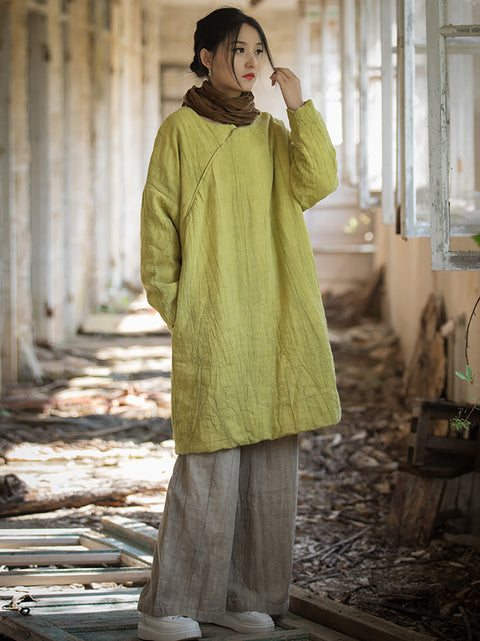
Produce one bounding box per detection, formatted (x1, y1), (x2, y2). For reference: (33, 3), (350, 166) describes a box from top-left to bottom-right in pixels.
(140, 123), (182, 333)
(286, 99), (338, 210)
(140, 183), (181, 332)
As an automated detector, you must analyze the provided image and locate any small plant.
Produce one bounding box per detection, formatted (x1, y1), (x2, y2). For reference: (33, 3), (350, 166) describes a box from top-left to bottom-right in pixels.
(450, 297), (480, 432)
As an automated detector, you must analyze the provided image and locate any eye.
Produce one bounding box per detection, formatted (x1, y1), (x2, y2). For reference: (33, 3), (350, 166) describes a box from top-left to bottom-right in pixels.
(255, 48), (264, 56)
(234, 46), (245, 54)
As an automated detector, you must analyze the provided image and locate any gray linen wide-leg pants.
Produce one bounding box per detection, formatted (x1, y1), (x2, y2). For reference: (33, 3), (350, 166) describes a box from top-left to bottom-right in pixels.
(138, 434), (299, 625)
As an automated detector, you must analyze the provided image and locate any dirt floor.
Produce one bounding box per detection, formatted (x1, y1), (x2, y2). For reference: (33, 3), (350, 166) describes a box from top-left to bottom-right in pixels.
(0, 297), (479, 641)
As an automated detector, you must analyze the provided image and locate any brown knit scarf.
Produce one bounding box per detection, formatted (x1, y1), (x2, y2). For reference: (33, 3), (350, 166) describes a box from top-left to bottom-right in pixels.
(182, 80), (260, 126)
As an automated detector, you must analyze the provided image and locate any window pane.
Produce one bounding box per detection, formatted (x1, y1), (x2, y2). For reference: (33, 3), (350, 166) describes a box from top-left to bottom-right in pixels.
(446, 36), (480, 235)
(413, 50), (430, 231)
(445, 0), (480, 24)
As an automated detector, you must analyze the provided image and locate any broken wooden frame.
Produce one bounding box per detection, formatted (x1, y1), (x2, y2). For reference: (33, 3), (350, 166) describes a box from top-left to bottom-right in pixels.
(0, 516), (435, 641)
(387, 397), (480, 546)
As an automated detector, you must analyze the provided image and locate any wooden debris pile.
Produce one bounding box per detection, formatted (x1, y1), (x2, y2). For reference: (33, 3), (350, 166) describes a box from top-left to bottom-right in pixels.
(293, 321), (480, 641)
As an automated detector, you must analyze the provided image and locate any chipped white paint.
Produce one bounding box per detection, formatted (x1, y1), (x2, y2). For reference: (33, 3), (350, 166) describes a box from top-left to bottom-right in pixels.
(397, 0), (416, 237)
(426, 0), (480, 270)
(340, 0), (356, 185)
(380, 0), (395, 225)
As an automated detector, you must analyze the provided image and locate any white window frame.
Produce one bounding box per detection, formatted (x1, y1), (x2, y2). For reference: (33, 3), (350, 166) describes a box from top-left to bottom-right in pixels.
(396, 0), (432, 238)
(358, 0), (382, 210)
(426, 0), (480, 270)
(381, 0), (396, 225)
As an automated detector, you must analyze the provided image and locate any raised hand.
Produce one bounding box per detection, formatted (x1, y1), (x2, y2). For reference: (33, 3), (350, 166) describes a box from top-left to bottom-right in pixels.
(270, 67), (304, 111)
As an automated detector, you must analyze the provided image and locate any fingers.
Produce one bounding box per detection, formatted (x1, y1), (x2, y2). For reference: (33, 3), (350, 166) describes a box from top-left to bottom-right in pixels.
(270, 67), (299, 86)
(270, 67), (304, 110)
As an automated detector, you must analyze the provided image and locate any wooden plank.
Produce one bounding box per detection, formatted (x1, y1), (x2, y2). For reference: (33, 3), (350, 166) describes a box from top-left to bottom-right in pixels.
(0, 527), (85, 536)
(0, 611), (82, 641)
(0, 549), (121, 566)
(0, 536), (81, 547)
(79, 532), (153, 565)
(0, 608), (314, 641)
(75, 633), (136, 641)
(0, 566), (150, 587)
(289, 586), (436, 641)
(281, 612), (358, 641)
(101, 515), (157, 551)
(0, 587), (142, 605)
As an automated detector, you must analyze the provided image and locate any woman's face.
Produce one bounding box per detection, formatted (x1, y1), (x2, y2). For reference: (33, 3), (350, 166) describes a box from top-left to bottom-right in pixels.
(201, 23), (264, 97)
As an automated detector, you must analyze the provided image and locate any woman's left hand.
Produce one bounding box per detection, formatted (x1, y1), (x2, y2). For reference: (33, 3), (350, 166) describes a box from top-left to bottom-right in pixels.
(270, 67), (304, 111)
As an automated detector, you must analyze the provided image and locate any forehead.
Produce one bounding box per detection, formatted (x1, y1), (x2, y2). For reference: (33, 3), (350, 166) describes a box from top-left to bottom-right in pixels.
(236, 23), (262, 43)
(220, 22), (261, 48)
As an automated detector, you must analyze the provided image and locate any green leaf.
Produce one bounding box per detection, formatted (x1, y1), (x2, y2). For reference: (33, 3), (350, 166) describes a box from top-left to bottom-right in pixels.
(472, 233), (480, 248)
(450, 417), (471, 431)
(455, 366), (474, 383)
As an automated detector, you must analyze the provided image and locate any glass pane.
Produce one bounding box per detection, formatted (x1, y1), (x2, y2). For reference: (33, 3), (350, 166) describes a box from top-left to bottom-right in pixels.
(413, 50), (430, 230)
(445, 0), (480, 24)
(446, 36), (480, 235)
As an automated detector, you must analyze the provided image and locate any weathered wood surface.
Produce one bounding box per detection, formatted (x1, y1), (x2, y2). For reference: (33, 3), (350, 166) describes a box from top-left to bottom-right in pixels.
(289, 586), (435, 641)
(0, 473), (166, 517)
(402, 294), (446, 402)
(385, 470), (445, 547)
(0, 587), (371, 641)
(0, 526), (152, 588)
(0, 520), (436, 641)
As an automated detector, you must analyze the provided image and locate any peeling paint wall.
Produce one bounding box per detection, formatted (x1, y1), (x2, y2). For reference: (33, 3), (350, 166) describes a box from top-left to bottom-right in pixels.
(375, 221), (480, 405)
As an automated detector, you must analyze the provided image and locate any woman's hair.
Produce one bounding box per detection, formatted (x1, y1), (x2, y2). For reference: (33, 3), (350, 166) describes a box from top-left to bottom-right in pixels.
(190, 7), (274, 82)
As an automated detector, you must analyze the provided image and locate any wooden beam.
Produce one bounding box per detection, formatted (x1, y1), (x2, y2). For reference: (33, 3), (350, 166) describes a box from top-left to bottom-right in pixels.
(0, 566), (150, 587)
(289, 586), (436, 641)
(0, 549), (122, 567)
(0, 612), (82, 641)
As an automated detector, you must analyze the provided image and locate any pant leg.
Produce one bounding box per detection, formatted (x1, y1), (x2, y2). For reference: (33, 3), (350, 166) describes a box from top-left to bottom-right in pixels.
(138, 435), (299, 621)
(226, 434), (299, 615)
(138, 448), (241, 621)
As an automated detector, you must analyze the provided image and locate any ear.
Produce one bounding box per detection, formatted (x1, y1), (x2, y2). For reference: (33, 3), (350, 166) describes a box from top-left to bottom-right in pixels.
(200, 48), (213, 72)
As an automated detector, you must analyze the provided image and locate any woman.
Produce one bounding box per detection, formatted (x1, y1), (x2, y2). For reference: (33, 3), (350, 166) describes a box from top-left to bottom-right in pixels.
(137, 7), (341, 641)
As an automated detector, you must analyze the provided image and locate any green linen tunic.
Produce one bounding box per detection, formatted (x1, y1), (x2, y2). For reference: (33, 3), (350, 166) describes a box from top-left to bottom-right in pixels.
(141, 99), (341, 454)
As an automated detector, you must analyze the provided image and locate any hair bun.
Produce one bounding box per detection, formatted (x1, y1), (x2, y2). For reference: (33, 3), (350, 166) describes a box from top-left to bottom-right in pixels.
(190, 54), (208, 78)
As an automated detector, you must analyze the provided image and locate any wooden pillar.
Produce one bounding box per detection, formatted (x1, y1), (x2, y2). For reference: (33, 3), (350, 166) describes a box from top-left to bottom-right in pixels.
(142, 0), (162, 176)
(11, 0), (41, 380)
(92, 0), (113, 307)
(296, 1), (311, 104)
(28, 9), (52, 342)
(47, 0), (65, 338)
(0, 0), (17, 386)
(319, 0), (328, 118)
(65, 0), (93, 331)
(120, 0), (144, 290)
(110, 0), (123, 291)
(358, 0), (370, 207)
(340, 0), (356, 185)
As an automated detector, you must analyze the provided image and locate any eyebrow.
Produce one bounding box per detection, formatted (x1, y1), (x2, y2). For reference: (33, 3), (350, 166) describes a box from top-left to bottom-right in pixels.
(234, 40), (263, 45)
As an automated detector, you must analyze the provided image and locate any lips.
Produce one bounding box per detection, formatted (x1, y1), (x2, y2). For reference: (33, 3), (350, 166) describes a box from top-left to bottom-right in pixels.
(243, 73), (255, 80)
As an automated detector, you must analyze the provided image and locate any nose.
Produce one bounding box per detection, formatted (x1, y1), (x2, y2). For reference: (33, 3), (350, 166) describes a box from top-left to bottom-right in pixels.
(246, 52), (257, 68)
